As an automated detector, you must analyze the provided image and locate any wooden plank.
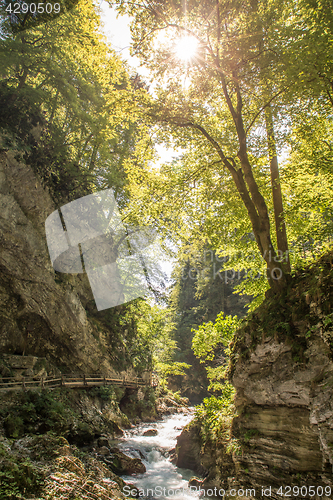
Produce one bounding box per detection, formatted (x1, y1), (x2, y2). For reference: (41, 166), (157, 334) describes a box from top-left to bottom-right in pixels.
(0, 373), (151, 391)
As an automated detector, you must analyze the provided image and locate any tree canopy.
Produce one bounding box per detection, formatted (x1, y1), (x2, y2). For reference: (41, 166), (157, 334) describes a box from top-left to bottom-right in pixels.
(110, 0), (333, 302)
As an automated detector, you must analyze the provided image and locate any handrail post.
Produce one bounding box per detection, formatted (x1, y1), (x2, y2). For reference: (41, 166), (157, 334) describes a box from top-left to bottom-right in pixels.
(22, 377), (26, 392)
(61, 374), (64, 387)
(41, 377), (45, 390)
(83, 374), (87, 386)
(104, 375), (106, 386)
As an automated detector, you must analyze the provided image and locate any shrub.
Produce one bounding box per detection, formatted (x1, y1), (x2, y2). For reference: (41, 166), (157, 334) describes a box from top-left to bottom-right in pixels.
(194, 382), (235, 445)
(3, 390), (72, 438)
(0, 456), (44, 499)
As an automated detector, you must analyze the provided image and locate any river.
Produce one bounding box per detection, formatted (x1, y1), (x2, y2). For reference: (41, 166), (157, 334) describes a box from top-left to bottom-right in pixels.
(118, 411), (202, 500)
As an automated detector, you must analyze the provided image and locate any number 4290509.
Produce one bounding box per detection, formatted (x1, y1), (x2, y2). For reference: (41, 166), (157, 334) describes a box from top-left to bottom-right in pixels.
(277, 485), (332, 497)
(5, 3), (60, 14)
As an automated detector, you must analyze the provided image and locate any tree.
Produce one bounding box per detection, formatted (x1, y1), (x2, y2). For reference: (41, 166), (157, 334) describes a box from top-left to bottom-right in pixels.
(282, 114), (333, 264)
(0, 0), (79, 38)
(111, 0), (296, 291)
(0, 0), (165, 373)
(133, 301), (190, 381)
(112, 0), (333, 297)
(192, 311), (240, 392)
(166, 244), (249, 396)
(0, 0), (152, 205)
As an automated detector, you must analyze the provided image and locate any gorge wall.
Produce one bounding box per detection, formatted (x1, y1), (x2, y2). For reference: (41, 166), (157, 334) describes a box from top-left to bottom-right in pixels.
(230, 333), (333, 496)
(0, 148), (134, 377)
(177, 254), (333, 498)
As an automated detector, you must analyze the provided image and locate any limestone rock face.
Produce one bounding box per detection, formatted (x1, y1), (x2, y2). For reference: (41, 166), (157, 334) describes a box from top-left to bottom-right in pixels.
(175, 422), (234, 489)
(1, 354), (59, 379)
(176, 255), (333, 496)
(230, 333), (333, 493)
(175, 424), (203, 473)
(0, 150), (118, 374)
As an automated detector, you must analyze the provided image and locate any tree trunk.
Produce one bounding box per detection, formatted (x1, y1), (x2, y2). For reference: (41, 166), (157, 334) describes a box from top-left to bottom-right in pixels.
(265, 105), (290, 273)
(235, 153), (287, 292)
(10, 67), (28, 102)
(221, 81), (289, 292)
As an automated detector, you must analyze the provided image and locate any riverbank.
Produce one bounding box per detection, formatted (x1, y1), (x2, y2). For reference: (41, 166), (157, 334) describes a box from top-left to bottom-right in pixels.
(0, 385), (190, 499)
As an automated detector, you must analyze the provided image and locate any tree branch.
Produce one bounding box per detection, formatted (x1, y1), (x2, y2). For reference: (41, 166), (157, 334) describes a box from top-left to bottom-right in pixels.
(163, 119), (262, 236)
(245, 86), (289, 134)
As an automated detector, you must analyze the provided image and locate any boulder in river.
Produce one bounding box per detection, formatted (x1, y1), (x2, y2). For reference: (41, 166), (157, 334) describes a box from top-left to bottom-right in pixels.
(168, 447), (177, 464)
(97, 436), (110, 448)
(143, 428), (158, 436)
(98, 446), (110, 456)
(175, 424), (202, 472)
(109, 448), (146, 475)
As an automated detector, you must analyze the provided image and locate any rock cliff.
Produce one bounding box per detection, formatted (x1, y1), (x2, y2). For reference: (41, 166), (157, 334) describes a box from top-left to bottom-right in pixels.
(0, 148), (132, 376)
(230, 336), (333, 496)
(176, 253), (333, 498)
(229, 254), (333, 495)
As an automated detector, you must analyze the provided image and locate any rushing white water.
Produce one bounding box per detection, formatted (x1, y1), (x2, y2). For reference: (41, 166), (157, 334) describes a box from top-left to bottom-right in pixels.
(118, 411), (202, 500)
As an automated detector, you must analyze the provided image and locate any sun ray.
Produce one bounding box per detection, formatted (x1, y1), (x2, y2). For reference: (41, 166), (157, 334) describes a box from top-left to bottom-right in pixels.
(174, 36), (198, 62)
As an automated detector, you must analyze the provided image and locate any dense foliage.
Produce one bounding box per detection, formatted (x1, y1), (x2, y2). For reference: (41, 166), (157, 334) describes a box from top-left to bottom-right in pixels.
(165, 246), (249, 395)
(0, 0), (169, 374)
(194, 383), (236, 445)
(111, 0), (333, 302)
(0, 0), (152, 206)
(192, 311), (240, 392)
(1, 0), (333, 397)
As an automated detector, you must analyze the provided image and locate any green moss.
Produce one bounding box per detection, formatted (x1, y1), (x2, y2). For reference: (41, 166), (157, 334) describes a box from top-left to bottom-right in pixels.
(194, 385), (235, 446)
(0, 455), (44, 499)
(2, 390), (75, 438)
(89, 385), (117, 401)
(229, 250), (333, 377)
(243, 429), (260, 443)
(3, 415), (25, 439)
(33, 357), (49, 373)
(67, 421), (95, 446)
(119, 385), (157, 421)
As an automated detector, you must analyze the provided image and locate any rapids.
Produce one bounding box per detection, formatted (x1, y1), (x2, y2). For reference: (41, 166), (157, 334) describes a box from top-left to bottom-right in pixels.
(118, 411), (202, 500)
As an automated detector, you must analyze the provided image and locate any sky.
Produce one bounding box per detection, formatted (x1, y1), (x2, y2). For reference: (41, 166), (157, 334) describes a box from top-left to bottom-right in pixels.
(99, 1), (180, 168)
(99, 2), (142, 71)
(98, 1), (176, 280)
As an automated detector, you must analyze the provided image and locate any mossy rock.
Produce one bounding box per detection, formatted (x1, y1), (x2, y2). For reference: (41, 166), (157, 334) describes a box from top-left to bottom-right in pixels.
(108, 449), (146, 475)
(67, 422), (95, 446)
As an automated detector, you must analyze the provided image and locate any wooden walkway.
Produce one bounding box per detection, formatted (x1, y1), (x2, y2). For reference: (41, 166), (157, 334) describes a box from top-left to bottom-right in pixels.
(0, 373), (157, 392)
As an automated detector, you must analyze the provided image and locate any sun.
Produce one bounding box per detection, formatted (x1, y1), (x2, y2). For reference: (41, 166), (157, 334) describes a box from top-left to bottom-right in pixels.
(174, 36), (199, 62)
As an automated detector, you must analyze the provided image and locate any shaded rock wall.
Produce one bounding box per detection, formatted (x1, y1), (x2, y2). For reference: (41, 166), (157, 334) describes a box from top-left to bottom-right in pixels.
(229, 255), (333, 495)
(175, 423), (202, 472)
(176, 255), (333, 497)
(0, 149), (129, 376)
(230, 335), (333, 496)
(0, 353), (60, 379)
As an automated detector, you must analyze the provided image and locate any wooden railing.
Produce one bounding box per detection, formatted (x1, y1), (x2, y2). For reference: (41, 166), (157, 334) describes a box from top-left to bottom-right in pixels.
(0, 373), (155, 392)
